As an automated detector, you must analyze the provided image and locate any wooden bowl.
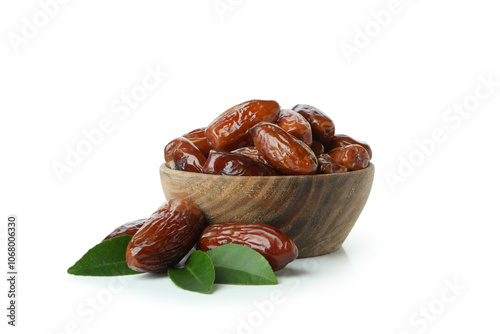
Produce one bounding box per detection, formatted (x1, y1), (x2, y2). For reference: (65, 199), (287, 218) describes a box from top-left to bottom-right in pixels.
(159, 163), (374, 258)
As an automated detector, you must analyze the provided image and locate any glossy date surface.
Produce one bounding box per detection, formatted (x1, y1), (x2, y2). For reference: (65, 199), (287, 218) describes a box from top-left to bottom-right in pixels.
(276, 109), (313, 146)
(163, 99), (372, 176)
(205, 100), (280, 151)
(317, 154), (348, 174)
(328, 144), (370, 171)
(309, 140), (324, 156)
(203, 150), (280, 176)
(126, 199), (205, 273)
(292, 104), (335, 145)
(329, 134), (372, 159)
(197, 222), (298, 271)
(231, 146), (270, 165)
(250, 122), (318, 175)
(183, 127), (211, 157)
(164, 137), (206, 173)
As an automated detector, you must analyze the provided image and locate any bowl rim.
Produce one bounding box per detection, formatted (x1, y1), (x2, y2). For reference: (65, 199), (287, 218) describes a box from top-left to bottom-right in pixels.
(160, 162), (374, 180)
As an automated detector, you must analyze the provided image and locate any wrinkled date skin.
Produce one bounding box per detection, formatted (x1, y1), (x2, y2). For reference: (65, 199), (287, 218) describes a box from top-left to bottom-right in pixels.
(250, 122), (318, 175)
(164, 137), (207, 173)
(292, 104), (335, 145)
(231, 146), (270, 165)
(103, 218), (147, 241)
(197, 222), (298, 271)
(126, 199), (205, 273)
(205, 100), (281, 151)
(276, 109), (313, 146)
(328, 144), (370, 171)
(203, 150), (281, 176)
(317, 154), (347, 174)
(309, 140), (324, 156)
(183, 127), (211, 157)
(328, 134), (372, 159)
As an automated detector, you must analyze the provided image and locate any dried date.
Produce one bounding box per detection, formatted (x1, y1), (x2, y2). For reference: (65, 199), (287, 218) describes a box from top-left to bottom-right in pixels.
(292, 104), (335, 145)
(309, 140), (325, 156)
(231, 146), (270, 165)
(164, 137), (207, 173)
(197, 222), (298, 271)
(250, 122), (318, 175)
(317, 154), (347, 174)
(328, 134), (372, 159)
(183, 127), (211, 157)
(203, 150), (280, 176)
(206, 100), (280, 151)
(126, 199), (205, 273)
(276, 109), (313, 146)
(328, 144), (370, 171)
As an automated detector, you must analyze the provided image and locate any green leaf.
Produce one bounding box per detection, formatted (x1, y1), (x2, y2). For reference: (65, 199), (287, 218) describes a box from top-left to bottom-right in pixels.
(207, 244), (277, 285)
(168, 251), (215, 294)
(67, 235), (143, 276)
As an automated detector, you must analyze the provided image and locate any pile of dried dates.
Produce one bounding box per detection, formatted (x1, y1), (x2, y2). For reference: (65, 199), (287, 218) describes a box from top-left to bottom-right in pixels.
(105, 198), (298, 273)
(164, 99), (372, 176)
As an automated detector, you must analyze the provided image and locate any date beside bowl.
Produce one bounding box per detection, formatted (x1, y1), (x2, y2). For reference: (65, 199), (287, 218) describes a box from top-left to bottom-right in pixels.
(160, 163), (374, 258)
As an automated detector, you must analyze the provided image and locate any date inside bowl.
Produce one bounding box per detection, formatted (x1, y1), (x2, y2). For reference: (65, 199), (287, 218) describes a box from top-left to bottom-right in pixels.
(161, 99), (374, 257)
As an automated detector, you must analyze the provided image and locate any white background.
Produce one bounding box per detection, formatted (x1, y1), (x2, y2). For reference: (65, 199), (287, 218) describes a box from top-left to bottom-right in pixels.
(1, 0), (499, 333)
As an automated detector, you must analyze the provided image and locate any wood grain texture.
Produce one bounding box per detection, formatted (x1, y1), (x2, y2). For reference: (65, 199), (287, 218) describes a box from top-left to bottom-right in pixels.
(160, 163), (375, 258)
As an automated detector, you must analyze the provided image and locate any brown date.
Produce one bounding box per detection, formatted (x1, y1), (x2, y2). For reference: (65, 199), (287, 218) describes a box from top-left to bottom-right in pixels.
(126, 199), (205, 273)
(328, 134), (372, 159)
(328, 144), (370, 171)
(164, 137), (206, 173)
(317, 154), (347, 174)
(276, 109), (313, 146)
(197, 222), (298, 271)
(292, 104), (335, 145)
(205, 100), (280, 151)
(183, 127), (211, 157)
(203, 150), (280, 176)
(309, 140), (324, 156)
(103, 218), (147, 241)
(250, 122), (318, 175)
(164, 139), (178, 169)
(231, 146), (270, 165)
